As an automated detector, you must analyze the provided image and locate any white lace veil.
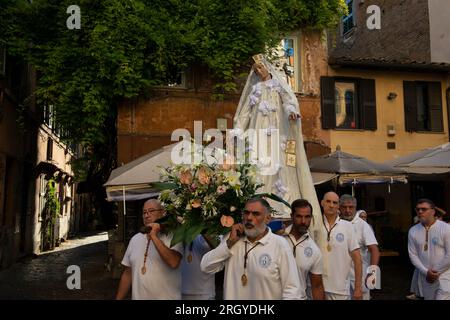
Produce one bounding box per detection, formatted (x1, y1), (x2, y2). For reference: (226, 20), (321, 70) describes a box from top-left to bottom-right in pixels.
(234, 55), (299, 124)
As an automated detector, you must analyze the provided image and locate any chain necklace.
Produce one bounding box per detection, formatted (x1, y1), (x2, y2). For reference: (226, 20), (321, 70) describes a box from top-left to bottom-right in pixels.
(286, 233), (309, 257)
(141, 236), (151, 275)
(241, 241), (261, 286)
(322, 215), (338, 252)
(423, 219), (436, 252)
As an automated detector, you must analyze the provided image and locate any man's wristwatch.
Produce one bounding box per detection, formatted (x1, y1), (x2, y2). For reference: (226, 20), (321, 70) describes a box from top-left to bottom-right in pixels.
(226, 239), (235, 249)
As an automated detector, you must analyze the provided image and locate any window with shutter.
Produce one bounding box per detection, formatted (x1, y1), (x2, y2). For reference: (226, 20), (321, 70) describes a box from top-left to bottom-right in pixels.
(342, 0), (355, 36)
(403, 81), (443, 132)
(427, 82), (443, 132)
(360, 79), (377, 130)
(404, 81), (418, 132)
(320, 77), (336, 129)
(47, 138), (53, 161)
(321, 77), (377, 130)
(335, 80), (358, 129)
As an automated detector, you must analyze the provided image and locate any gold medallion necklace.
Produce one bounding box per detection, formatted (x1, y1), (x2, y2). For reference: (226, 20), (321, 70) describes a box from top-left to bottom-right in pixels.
(322, 216), (338, 252)
(187, 241), (194, 263)
(242, 241), (261, 286)
(141, 236), (151, 275)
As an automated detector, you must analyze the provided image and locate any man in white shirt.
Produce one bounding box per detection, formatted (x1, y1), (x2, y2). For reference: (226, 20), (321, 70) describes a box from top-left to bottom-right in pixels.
(408, 198), (450, 300)
(315, 191), (363, 300)
(339, 194), (380, 300)
(201, 197), (302, 300)
(284, 199), (325, 300)
(116, 199), (183, 300)
(181, 234), (216, 300)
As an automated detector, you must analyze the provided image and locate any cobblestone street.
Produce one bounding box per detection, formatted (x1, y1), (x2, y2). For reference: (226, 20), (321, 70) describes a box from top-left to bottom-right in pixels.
(0, 232), (118, 299)
(0, 231), (414, 300)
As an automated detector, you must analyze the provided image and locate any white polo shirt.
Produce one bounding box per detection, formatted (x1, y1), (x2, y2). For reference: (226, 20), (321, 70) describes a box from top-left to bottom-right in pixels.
(408, 220), (450, 295)
(122, 232), (183, 300)
(316, 216), (359, 296)
(181, 235), (215, 296)
(349, 215), (378, 293)
(200, 228), (302, 300)
(283, 225), (323, 300)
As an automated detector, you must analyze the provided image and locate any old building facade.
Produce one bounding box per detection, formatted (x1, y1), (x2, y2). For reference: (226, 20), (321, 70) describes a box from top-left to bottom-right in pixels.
(0, 50), (85, 268)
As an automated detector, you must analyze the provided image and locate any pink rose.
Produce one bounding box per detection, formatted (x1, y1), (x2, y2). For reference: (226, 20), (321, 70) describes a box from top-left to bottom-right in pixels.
(220, 215), (234, 227)
(197, 166), (211, 185)
(191, 199), (201, 208)
(179, 170), (193, 185)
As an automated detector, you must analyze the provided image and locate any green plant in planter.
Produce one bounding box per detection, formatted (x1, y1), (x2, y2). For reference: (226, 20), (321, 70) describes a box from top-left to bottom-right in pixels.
(42, 179), (60, 251)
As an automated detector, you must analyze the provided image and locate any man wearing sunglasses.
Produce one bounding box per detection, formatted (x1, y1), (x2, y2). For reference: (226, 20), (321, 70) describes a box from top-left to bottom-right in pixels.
(408, 198), (450, 300)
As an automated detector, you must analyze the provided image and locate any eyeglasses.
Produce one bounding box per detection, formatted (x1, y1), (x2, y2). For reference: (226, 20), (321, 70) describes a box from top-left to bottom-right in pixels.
(143, 208), (162, 216)
(415, 207), (433, 212)
(243, 210), (263, 216)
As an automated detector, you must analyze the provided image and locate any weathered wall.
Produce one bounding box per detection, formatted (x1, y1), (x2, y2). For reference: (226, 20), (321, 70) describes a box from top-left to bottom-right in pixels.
(428, 0), (450, 64)
(117, 90), (240, 164)
(299, 30), (331, 149)
(0, 94), (26, 267)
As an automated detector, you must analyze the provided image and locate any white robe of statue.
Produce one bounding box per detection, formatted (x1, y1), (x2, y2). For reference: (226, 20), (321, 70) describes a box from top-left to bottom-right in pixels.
(231, 56), (322, 236)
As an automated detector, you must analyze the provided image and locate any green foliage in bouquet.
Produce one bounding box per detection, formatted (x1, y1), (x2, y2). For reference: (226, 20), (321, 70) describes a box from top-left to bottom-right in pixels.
(153, 160), (289, 246)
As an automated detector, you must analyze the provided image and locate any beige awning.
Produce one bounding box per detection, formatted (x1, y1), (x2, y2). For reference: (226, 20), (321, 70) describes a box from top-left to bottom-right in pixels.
(311, 172), (338, 185)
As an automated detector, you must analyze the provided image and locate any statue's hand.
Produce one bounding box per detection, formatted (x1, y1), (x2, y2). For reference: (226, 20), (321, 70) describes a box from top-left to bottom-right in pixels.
(289, 112), (301, 120)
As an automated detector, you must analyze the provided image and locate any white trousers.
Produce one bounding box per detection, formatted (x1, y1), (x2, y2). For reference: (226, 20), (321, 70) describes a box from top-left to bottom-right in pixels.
(325, 292), (350, 300)
(182, 293), (215, 300)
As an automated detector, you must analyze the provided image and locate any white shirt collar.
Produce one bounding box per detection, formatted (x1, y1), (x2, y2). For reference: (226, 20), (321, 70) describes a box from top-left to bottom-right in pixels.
(244, 227), (273, 246)
(284, 225), (310, 243)
(322, 214), (340, 228)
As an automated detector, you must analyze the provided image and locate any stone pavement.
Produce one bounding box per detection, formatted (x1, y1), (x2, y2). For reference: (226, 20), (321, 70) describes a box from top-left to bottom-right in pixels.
(0, 231), (414, 300)
(0, 232), (119, 299)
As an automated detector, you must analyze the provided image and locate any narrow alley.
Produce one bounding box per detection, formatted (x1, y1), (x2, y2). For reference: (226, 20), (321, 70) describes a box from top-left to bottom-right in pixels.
(0, 232), (118, 299)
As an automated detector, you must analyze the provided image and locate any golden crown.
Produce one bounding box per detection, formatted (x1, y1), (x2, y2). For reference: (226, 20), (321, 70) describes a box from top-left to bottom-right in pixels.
(252, 54), (264, 64)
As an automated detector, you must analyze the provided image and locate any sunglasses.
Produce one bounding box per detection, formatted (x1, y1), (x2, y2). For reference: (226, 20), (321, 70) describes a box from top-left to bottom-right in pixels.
(415, 207), (433, 212)
(143, 208), (162, 216)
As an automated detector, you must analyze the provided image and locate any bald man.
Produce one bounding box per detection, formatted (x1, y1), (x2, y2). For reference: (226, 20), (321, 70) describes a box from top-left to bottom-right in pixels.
(315, 192), (363, 300)
(116, 199), (183, 300)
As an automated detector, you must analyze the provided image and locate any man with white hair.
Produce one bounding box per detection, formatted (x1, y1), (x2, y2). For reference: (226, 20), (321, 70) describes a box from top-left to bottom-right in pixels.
(201, 197), (302, 299)
(339, 194), (380, 300)
(116, 199), (183, 300)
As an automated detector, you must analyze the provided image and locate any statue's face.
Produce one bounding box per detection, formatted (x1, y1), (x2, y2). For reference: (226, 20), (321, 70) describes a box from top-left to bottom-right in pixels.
(253, 63), (270, 80)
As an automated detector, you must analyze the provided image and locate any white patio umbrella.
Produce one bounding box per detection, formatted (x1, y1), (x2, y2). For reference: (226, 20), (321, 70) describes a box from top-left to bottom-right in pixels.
(309, 146), (407, 195)
(386, 142), (450, 174)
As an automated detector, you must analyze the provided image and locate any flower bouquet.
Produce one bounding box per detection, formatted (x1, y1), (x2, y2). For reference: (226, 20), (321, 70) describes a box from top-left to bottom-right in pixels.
(152, 156), (289, 246)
